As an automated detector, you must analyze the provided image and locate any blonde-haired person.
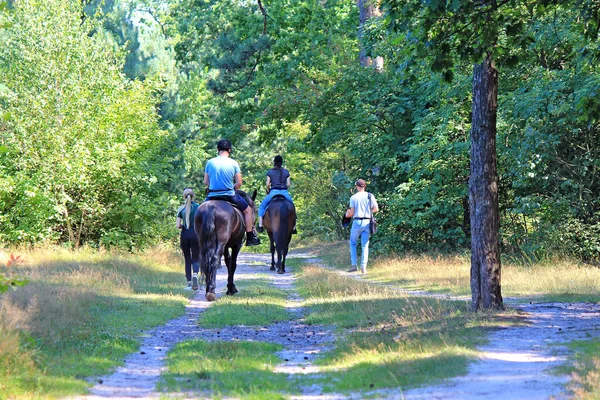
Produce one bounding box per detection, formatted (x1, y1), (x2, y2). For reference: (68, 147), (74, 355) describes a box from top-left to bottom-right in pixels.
(176, 188), (200, 290)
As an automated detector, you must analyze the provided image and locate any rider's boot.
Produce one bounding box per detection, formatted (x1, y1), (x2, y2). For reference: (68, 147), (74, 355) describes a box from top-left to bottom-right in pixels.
(245, 231), (261, 246)
(257, 216), (264, 233)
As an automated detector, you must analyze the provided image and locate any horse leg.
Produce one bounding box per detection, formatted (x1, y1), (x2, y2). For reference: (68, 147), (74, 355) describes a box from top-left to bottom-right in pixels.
(281, 236), (291, 273)
(268, 232), (276, 271)
(276, 243), (284, 274)
(224, 248), (231, 270)
(226, 245), (241, 295)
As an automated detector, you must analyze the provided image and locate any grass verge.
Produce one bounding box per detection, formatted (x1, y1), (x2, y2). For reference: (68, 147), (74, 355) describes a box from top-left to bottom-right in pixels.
(0, 246), (194, 399)
(198, 275), (290, 328)
(315, 242), (600, 303)
(159, 340), (290, 399)
(556, 339), (600, 399)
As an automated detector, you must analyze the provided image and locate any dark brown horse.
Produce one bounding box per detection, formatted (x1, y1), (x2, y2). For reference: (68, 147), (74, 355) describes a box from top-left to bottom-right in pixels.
(263, 196), (296, 274)
(194, 190), (257, 301)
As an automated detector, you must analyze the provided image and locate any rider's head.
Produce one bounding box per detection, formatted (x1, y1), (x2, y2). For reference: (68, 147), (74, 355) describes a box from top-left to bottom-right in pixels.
(183, 187), (195, 199)
(273, 155), (283, 167)
(217, 139), (232, 154)
(355, 179), (366, 189)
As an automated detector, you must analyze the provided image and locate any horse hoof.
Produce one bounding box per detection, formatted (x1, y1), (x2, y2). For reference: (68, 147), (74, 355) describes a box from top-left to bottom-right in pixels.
(226, 287), (238, 295)
(270, 266), (276, 271)
(278, 270), (284, 274)
(206, 292), (216, 302)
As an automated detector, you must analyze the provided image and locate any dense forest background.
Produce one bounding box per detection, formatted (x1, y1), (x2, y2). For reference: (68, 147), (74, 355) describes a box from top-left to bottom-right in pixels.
(1, 0), (599, 263)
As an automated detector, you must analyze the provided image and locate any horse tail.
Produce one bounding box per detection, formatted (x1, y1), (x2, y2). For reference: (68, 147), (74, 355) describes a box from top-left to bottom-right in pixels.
(274, 201), (291, 251)
(200, 207), (218, 278)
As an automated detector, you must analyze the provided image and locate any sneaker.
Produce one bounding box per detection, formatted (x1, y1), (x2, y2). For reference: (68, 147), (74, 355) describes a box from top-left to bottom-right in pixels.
(245, 231), (261, 246)
(257, 226), (264, 233)
(347, 266), (358, 272)
(184, 281), (193, 290)
(192, 274), (199, 290)
(292, 227), (297, 234)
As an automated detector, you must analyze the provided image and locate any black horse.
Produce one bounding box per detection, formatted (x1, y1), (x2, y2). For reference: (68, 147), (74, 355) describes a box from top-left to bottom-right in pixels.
(263, 196), (296, 274)
(194, 190), (257, 301)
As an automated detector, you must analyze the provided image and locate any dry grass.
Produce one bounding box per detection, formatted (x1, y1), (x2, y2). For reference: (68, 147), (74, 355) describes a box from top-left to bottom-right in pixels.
(0, 245), (191, 398)
(322, 246), (600, 301)
(571, 358), (600, 399)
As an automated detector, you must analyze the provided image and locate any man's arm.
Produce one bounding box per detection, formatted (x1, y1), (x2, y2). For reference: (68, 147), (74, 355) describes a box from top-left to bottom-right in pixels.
(285, 176), (291, 189)
(204, 172), (209, 187)
(345, 207), (355, 218)
(234, 172), (242, 191)
(265, 176), (271, 193)
(371, 196), (379, 213)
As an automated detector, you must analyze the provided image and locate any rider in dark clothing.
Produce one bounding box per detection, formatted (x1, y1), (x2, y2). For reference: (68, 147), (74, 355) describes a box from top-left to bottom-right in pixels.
(177, 188), (200, 289)
(257, 155), (295, 233)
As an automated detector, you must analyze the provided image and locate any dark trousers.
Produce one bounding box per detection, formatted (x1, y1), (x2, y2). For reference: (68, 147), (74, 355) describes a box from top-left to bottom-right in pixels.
(180, 234), (199, 282)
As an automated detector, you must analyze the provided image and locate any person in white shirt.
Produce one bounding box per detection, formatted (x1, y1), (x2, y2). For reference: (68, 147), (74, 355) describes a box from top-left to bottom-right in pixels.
(344, 179), (379, 273)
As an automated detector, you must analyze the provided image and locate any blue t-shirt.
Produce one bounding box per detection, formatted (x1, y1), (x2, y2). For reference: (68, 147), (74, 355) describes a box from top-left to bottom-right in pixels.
(205, 155), (241, 197)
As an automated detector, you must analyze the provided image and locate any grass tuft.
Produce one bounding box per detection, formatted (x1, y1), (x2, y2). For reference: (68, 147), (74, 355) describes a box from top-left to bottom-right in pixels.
(199, 276), (290, 328)
(159, 340), (289, 399)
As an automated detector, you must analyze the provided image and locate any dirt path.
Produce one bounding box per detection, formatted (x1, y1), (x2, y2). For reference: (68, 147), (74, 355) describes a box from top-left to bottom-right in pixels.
(80, 253), (338, 400)
(78, 251), (600, 399)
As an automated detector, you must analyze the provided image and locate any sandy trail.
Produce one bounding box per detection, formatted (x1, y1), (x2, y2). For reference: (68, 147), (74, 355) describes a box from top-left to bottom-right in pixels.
(77, 251), (600, 400)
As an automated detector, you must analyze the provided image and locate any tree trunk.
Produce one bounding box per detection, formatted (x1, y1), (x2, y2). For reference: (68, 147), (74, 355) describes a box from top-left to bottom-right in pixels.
(469, 55), (503, 310)
(356, 0), (383, 71)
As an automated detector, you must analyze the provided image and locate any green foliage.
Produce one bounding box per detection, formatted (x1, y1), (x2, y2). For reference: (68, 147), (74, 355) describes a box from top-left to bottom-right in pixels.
(0, 0), (177, 248)
(3, 0), (600, 261)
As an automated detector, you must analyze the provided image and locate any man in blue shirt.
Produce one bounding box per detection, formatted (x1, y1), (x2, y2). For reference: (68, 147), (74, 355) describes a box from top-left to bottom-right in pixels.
(204, 139), (260, 246)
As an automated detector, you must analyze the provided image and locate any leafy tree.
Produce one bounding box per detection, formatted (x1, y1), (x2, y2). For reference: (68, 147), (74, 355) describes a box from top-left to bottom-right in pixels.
(0, 0), (175, 248)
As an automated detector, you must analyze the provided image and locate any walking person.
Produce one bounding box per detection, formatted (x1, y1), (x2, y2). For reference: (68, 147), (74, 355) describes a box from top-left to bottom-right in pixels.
(176, 188), (200, 290)
(344, 179), (379, 273)
(204, 139), (260, 246)
(257, 155), (296, 233)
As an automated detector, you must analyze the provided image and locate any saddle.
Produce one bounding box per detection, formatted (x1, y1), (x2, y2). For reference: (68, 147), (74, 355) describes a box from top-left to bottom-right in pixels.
(205, 195), (242, 211)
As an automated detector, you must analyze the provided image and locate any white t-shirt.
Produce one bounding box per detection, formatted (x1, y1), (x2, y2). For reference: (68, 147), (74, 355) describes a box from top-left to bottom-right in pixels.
(349, 191), (378, 219)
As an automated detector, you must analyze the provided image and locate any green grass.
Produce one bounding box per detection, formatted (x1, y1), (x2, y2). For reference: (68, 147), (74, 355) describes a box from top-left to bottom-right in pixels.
(198, 276), (290, 328)
(293, 260), (519, 394)
(0, 246), (194, 399)
(159, 340), (291, 399)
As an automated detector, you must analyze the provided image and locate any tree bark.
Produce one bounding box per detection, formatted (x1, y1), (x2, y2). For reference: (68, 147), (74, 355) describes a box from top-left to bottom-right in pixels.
(356, 0), (383, 71)
(469, 54), (503, 310)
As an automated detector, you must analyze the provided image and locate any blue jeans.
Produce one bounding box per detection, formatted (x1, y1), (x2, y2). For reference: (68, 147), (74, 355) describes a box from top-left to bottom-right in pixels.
(258, 189), (293, 217)
(350, 219), (371, 270)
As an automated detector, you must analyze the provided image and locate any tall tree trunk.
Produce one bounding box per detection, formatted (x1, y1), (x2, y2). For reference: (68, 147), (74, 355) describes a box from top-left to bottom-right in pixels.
(356, 0), (383, 71)
(469, 54), (503, 310)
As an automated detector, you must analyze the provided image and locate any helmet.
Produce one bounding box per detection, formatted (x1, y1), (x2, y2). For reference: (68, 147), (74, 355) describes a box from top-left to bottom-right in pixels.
(217, 139), (232, 153)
